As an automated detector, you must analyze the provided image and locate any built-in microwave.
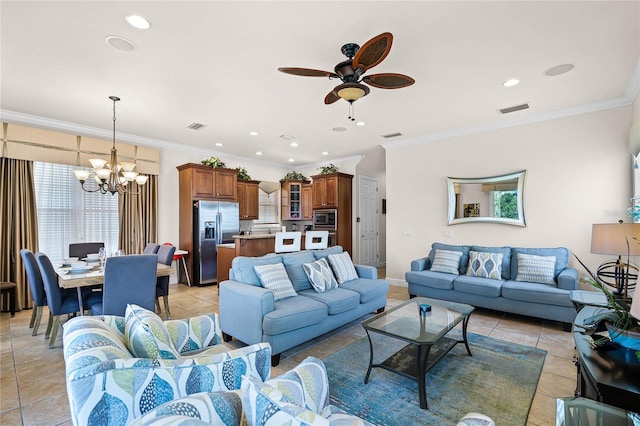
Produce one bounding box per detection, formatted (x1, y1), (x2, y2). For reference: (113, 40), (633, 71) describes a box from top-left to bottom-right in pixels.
(313, 209), (337, 230)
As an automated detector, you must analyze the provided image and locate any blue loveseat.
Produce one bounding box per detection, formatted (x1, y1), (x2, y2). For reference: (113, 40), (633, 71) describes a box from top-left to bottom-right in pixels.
(219, 246), (389, 365)
(405, 243), (578, 329)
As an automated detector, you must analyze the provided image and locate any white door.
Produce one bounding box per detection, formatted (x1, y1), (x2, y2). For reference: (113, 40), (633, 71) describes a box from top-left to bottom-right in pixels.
(359, 176), (378, 266)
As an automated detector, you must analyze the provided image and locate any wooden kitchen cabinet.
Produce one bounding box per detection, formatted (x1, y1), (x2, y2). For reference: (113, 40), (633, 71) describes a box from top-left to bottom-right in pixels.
(237, 179), (260, 220)
(302, 184), (313, 220)
(312, 172), (351, 208)
(178, 163), (237, 200)
(281, 180), (310, 220)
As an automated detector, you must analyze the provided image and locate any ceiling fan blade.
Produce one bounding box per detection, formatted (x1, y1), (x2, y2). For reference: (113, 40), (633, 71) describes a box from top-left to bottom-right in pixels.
(364, 73), (415, 89)
(352, 32), (393, 71)
(278, 67), (338, 78)
(324, 90), (341, 105)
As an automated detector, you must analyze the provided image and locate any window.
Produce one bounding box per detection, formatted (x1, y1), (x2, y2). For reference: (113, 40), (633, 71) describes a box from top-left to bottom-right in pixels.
(33, 162), (120, 259)
(257, 188), (280, 223)
(493, 190), (519, 219)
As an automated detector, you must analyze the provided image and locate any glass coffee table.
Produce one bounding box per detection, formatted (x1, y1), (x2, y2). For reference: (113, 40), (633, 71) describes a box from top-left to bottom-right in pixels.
(361, 297), (474, 409)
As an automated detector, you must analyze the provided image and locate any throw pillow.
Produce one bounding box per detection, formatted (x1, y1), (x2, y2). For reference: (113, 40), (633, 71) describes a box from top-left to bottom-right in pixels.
(466, 251), (503, 280)
(515, 253), (556, 286)
(253, 263), (297, 301)
(124, 304), (180, 359)
(430, 249), (463, 275)
(303, 258), (338, 293)
(327, 252), (359, 284)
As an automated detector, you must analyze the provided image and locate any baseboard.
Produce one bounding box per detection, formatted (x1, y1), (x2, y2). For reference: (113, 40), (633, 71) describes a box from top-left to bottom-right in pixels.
(387, 277), (407, 287)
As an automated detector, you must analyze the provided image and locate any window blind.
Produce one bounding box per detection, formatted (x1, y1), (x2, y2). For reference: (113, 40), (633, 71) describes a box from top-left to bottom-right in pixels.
(257, 188), (280, 223)
(33, 162), (120, 259)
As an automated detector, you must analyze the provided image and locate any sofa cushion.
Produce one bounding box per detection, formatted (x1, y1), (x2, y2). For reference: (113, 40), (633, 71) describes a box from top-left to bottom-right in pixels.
(327, 252), (359, 284)
(254, 263), (298, 300)
(430, 249), (463, 275)
(514, 253), (556, 286)
(303, 258), (338, 293)
(501, 280), (574, 307)
(470, 245), (512, 279)
(466, 251), (503, 280)
(298, 288), (360, 315)
(510, 247), (569, 281)
(312, 245), (343, 260)
(429, 243), (471, 275)
(282, 251), (316, 291)
(124, 304), (180, 359)
(262, 297), (328, 335)
(453, 276), (504, 297)
(232, 254), (283, 286)
(405, 270), (457, 290)
(164, 313), (221, 354)
(339, 278), (389, 304)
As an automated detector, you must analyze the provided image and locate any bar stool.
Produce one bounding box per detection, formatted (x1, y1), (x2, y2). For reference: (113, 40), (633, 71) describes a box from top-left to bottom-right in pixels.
(0, 282), (17, 317)
(163, 243), (191, 287)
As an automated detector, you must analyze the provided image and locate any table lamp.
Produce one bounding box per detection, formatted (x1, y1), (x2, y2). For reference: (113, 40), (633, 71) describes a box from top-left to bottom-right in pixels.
(590, 222), (640, 297)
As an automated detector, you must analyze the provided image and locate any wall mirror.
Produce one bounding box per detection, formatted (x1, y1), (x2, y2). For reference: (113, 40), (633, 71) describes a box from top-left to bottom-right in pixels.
(447, 170), (526, 226)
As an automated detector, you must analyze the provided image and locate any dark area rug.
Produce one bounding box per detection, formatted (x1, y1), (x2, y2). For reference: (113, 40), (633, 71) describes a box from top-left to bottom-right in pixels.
(322, 332), (546, 426)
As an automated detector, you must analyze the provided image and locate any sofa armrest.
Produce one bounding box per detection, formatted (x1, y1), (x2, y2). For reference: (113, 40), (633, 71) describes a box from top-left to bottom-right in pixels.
(164, 313), (223, 353)
(411, 257), (431, 271)
(219, 280), (275, 345)
(354, 264), (378, 280)
(557, 267), (578, 291)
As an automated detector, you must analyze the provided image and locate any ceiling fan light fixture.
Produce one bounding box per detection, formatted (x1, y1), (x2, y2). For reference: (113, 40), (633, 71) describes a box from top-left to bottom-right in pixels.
(336, 83), (369, 102)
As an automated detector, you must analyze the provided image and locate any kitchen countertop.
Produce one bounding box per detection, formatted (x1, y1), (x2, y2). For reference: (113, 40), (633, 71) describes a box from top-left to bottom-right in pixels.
(217, 243), (236, 248)
(233, 231), (334, 240)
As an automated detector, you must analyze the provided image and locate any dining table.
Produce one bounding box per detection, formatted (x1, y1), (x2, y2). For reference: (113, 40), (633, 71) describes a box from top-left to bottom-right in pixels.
(55, 261), (176, 314)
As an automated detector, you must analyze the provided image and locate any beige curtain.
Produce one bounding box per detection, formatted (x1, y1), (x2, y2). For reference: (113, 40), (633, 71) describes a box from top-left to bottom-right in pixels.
(0, 158), (39, 311)
(118, 175), (158, 254)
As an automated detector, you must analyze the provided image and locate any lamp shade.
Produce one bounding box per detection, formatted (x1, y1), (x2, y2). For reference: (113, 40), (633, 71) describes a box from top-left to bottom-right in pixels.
(631, 294), (640, 320)
(591, 223), (640, 256)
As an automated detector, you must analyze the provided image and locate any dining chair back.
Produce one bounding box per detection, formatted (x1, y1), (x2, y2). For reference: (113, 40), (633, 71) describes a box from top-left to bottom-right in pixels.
(20, 249), (48, 335)
(69, 242), (105, 258)
(304, 231), (329, 250)
(155, 244), (177, 319)
(275, 232), (302, 253)
(35, 252), (80, 348)
(91, 254), (157, 317)
(143, 243), (161, 255)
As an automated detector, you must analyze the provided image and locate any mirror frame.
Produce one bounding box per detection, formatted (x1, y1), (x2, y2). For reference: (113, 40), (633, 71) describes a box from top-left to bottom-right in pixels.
(447, 170), (526, 227)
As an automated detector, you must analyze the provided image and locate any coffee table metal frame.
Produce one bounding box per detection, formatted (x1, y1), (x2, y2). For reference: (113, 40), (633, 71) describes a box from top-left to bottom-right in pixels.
(362, 297), (474, 409)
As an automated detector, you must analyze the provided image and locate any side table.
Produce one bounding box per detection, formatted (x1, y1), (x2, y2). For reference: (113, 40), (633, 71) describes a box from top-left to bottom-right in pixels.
(569, 290), (608, 312)
(556, 397), (639, 425)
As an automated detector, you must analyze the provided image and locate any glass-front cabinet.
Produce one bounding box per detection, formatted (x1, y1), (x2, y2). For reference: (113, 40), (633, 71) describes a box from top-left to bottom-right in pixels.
(281, 180), (310, 220)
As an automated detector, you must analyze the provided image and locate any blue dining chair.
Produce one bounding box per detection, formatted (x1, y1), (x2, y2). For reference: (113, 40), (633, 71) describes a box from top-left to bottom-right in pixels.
(20, 249), (49, 336)
(155, 244), (176, 319)
(89, 254), (157, 316)
(143, 243), (160, 255)
(68, 242), (105, 258)
(35, 252), (81, 348)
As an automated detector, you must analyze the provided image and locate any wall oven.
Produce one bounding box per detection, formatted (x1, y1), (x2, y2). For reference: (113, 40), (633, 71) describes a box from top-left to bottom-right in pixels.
(313, 209), (337, 230)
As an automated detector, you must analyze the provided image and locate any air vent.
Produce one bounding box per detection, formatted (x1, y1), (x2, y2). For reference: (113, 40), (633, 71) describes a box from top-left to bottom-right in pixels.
(186, 122), (207, 130)
(498, 103), (529, 114)
(381, 132), (402, 139)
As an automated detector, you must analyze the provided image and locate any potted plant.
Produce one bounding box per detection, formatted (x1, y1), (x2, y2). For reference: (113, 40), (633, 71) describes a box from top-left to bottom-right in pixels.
(201, 156), (226, 168)
(318, 163), (338, 174)
(280, 171), (308, 182)
(236, 166), (252, 180)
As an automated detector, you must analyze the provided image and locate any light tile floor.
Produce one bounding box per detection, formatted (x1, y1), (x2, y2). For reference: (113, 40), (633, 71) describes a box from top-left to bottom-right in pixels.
(0, 282), (577, 425)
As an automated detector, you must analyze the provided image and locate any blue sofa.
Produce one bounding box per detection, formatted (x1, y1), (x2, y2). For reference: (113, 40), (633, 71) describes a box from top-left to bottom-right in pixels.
(405, 243), (578, 329)
(219, 246), (389, 365)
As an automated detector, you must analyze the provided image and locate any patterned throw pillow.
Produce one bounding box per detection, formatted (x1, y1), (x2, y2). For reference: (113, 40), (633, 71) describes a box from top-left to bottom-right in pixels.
(466, 251), (503, 280)
(124, 304), (180, 359)
(164, 313), (222, 354)
(253, 263), (297, 301)
(327, 252), (359, 284)
(303, 258), (338, 293)
(430, 249), (463, 275)
(515, 253), (556, 286)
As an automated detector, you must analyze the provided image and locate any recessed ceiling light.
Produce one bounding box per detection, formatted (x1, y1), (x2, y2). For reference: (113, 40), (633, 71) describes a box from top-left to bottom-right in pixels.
(256, 151), (263, 156)
(290, 142), (298, 147)
(544, 63), (574, 77)
(288, 158), (295, 162)
(356, 121), (366, 126)
(125, 15), (151, 30)
(215, 142), (223, 147)
(105, 35), (136, 52)
(502, 79), (520, 87)
(332, 127), (347, 132)
(322, 152), (329, 155)
(249, 131), (258, 136)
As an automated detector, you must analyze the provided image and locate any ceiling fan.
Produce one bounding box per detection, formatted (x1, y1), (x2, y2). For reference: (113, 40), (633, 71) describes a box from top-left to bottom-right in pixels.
(278, 32), (415, 120)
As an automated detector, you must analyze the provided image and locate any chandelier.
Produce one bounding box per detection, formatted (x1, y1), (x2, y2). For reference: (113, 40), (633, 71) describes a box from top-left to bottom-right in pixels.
(73, 96), (148, 195)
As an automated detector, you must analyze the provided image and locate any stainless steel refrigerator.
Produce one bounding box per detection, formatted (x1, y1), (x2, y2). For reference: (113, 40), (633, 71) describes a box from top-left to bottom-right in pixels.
(193, 200), (240, 286)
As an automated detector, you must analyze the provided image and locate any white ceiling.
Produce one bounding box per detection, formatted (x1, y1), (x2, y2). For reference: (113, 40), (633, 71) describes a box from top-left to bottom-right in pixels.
(1, 1), (639, 167)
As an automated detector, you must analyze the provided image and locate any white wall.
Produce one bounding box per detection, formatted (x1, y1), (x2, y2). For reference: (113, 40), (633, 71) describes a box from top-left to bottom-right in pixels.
(385, 106), (634, 287)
